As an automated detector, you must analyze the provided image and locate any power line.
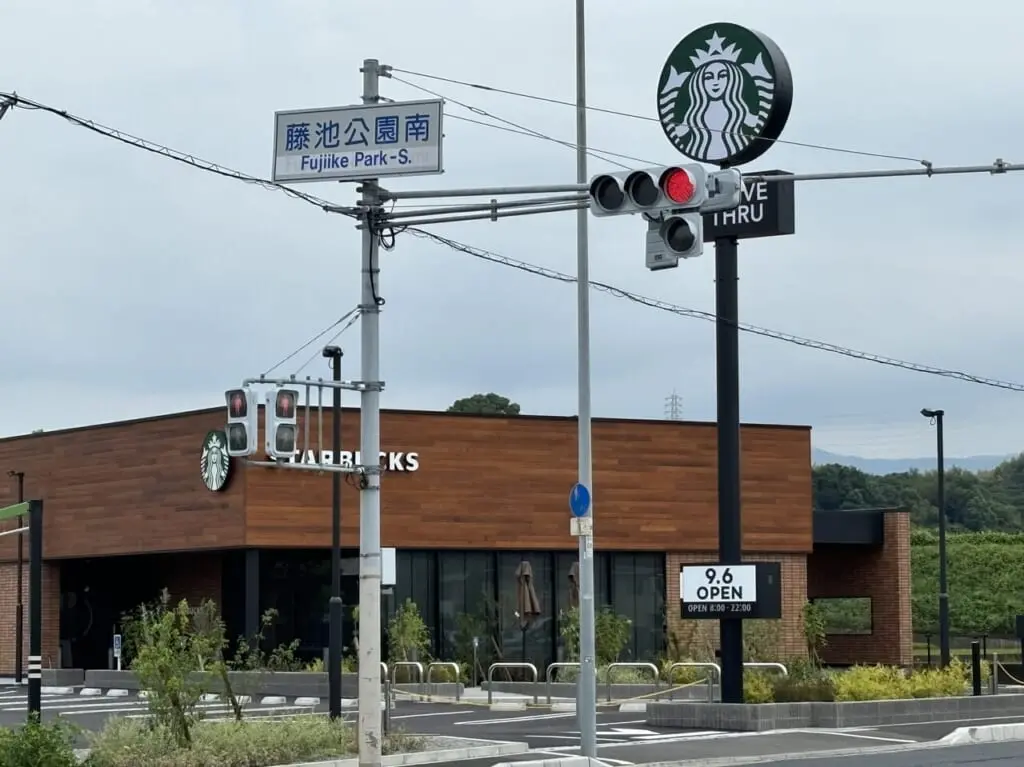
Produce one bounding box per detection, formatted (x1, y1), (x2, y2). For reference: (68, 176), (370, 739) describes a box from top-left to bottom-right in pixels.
(0, 92), (351, 215)
(405, 227), (1024, 394)
(387, 76), (639, 170)
(388, 67), (929, 166)
(7, 88), (1019, 394)
(263, 307), (361, 377)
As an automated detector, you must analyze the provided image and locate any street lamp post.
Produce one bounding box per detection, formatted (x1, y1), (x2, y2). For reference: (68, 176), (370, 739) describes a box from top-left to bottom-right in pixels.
(921, 408), (949, 667)
(323, 345), (344, 719)
(7, 471), (24, 685)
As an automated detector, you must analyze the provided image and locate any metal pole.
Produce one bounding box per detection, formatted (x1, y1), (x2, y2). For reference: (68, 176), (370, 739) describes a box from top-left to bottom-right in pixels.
(573, 0), (597, 757)
(936, 411), (950, 667)
(11, 472), (24, 685)
(358, 57), (384, 767)
(715, 235), (744, 704)
(27, 499), (41, 720)
(326, 347), (344, 719)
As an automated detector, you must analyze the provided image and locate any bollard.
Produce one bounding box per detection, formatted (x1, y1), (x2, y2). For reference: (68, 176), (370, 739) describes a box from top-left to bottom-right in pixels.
(971, 641), (982, 696)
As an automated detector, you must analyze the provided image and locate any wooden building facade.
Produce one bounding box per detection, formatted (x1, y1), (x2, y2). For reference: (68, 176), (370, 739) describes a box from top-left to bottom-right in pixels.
(0, 407), (911, 673)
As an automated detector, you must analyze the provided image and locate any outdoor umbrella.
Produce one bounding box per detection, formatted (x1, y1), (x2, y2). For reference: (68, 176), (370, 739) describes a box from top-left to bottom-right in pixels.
(567, 561), (580, 609)
(515, 559), (542, 664)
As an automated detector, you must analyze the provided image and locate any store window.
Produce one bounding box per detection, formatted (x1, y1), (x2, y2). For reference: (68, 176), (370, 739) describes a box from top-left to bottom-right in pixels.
(608, 553), (666, 661)
(495, 552), (554, 676)
(437, 552), (496, 661)
(393, 551), (438, 656)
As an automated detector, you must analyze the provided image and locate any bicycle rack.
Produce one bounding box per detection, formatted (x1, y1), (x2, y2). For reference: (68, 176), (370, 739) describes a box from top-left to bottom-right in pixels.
(381, 662), (391, 732)
(487, 662), (539, 704)
(390, 661), (425, 695)
(665, 661), (721, 702)
(605, 662), (660, 702)
(545, 662), (580, 704)
(744, 662), (788, 677)
(426, 662), (462, 702)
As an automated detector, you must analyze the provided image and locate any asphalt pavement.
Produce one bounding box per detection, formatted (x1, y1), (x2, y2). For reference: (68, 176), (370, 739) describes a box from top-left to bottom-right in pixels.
(4, 685), (1024, 765)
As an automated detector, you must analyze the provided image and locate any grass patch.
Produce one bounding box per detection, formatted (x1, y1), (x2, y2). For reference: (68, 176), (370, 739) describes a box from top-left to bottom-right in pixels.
(84, 716), (424, 767)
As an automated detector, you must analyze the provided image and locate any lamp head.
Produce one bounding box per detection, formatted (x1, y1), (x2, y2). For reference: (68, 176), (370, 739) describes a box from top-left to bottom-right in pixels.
(321, 345), (343, 360)
(921, 408), (944, 419)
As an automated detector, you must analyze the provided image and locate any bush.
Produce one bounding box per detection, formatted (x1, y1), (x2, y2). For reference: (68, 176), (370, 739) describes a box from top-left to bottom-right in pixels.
(0, 716), (79, 767)
(743, 671), (774, 703)
(85, 716), (424, 767)
(832, 660), (971, 701)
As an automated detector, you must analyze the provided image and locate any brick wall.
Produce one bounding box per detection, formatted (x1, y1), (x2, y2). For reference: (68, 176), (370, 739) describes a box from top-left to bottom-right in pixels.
(666, 552), (808, 661)
(807, 510), (912, 666)
(0, 562), (60, 674)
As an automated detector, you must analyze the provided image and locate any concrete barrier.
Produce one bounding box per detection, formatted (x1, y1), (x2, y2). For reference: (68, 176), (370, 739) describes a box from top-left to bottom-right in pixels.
(647, 692), (1024, 731)
(943, 721), (1024, 745)
(82, 670), (462, 699)
(41, 669), (84, 688)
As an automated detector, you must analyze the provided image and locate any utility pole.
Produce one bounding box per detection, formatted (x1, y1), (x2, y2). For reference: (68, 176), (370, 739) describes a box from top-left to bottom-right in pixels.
(323, 345), (344, 719)
(358, 57), (384, 767)
(922, 408), (949, 667)
(573, 0), (597, 757)
(27, 499), (41, 719)
(6, 471), (24, 685)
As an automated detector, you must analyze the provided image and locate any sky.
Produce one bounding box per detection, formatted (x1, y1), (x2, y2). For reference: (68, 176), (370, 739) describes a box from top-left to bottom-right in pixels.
(2, 0), (1023, 460)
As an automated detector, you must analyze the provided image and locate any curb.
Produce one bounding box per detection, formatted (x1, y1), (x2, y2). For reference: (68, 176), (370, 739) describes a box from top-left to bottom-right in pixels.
(41, 686), (73, 695)
(942, 721), (1024, 745)
(490, 701), (527, 711)
(268, 739), (530, 767)
(491, 759), (605, 767)
(80, 688), (102, 697)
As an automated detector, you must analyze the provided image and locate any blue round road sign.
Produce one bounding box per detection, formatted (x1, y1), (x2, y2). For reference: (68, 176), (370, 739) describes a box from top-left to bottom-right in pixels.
(569, 483), (591, 518)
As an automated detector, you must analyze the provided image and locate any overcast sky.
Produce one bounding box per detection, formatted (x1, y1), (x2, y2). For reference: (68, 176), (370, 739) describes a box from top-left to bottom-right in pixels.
(3, 0), (1022, 459)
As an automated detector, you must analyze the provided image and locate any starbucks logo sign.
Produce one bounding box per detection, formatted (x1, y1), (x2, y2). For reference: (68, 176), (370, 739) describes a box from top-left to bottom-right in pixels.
(657, 23), (793, 167)
(200, 430), (231, 492)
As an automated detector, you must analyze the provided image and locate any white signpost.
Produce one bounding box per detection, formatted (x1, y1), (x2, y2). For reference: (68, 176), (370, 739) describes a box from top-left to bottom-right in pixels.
(271, 99), (444, 183)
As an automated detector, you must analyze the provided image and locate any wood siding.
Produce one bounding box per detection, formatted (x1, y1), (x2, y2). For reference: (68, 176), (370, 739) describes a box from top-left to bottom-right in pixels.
(0, 411), (246, 560)
(245, 410), (813, 553)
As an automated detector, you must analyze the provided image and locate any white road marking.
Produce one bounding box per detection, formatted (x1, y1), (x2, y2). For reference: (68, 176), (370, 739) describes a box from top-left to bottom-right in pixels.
(796, 729), (918, 743)
(455, 711), (578, 725)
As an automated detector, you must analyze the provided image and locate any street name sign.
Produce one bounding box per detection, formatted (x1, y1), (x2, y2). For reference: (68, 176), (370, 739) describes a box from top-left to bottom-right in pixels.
(0, 502), (27, 522)
(703, 170), (795, 241)
(657, 23), (793, 167)
(272, 99), (444, 183)
(680, 562), (781, 619)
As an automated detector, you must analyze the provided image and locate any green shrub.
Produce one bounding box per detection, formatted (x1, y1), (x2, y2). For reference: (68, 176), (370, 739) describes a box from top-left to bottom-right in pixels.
(659, 659), (709, 686)
(834, 664), (910, 701)
(743, 671), (775, 703)
(0, 716), (79, 767)
(772, 674), (835, 702)
(85, 716), (424, 767)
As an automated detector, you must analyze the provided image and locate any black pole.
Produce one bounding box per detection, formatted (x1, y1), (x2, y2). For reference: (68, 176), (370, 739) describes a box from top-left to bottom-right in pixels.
(27, 499), (42, 720)
(970, 640), (982, 696)
(325, 347), (344, 720)
(715, 234), (744, 704)
(936, 412), (950, 668)
(11, 472), (24, 686)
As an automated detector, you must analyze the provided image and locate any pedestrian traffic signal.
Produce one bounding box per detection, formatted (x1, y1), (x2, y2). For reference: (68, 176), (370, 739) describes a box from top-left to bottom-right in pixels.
(587, 164), (709, 217)
(265, 388), (299, 459)
(224, 388), (258, 457)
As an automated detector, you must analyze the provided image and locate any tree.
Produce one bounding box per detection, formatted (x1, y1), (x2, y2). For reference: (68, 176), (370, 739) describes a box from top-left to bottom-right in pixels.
(448, 393), (521, 416)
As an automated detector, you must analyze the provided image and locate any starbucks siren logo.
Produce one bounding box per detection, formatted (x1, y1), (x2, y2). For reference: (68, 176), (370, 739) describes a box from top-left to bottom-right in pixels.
(658, 23), (793, 167)
(200, 429), (231, 492)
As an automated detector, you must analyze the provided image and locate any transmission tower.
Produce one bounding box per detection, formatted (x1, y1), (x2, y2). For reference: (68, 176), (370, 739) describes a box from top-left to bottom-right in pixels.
(665, 390), (684, 421)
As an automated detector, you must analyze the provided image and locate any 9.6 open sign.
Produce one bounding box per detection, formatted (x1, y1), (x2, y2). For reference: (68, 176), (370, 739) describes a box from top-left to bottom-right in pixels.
(679, 563), (782, 619)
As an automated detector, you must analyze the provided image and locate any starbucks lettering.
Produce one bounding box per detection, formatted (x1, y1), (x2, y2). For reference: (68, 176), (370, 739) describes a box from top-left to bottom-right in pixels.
(284, 450), (420, 472)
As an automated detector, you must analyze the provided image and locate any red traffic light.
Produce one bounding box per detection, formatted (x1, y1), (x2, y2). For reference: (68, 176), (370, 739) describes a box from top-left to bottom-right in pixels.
(660, 167), (697, 204)
(275, 389), (297, 419)
(226, 389), (248, 418)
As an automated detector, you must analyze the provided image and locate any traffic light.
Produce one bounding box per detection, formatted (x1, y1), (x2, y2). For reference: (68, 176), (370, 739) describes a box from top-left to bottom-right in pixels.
(265, 388), (299, 459)
(224, 388), (258, 457)
(703, 168), (744, 213)
(588, 164), (708, 218)
(645, 213), (703, 270)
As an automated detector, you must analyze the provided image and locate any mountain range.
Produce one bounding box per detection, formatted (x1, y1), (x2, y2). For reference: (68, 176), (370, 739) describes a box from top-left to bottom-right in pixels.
(811, 448), (1013, 475)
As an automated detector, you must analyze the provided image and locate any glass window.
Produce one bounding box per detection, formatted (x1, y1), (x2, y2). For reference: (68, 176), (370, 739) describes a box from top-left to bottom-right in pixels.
(608, 553), (666, 662)
(393, 551), (437, 657)
(496, 552), (554, 678)
(438, 552), (497, 663)
(813, 597), (873, 634)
